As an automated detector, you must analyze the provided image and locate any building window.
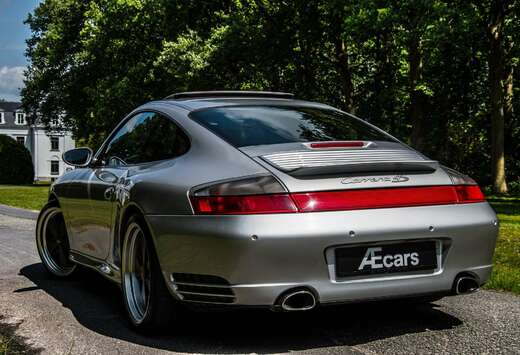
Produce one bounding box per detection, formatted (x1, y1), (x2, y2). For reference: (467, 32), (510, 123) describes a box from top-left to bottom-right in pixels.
(50, 160), (60, 176)
(15, 112), (26, 125)
(0, 112), (4, 124)
(50, 136), (59, 151)
(16, 136), (25, 145)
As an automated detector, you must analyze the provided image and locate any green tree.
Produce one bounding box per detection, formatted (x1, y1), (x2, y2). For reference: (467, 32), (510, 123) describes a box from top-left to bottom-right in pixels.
(22, 0), (519, 189)
(0, 135), (34, 184)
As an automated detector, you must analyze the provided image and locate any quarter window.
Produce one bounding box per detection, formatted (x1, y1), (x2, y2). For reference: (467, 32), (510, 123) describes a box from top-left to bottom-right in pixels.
(102, 112), (190, 166)
(50, 136), (59, 151)
(50, 160), (59, 175)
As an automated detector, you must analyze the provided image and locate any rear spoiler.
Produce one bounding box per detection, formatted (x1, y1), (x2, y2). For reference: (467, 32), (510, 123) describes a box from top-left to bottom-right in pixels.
(283, 160), (439, 177)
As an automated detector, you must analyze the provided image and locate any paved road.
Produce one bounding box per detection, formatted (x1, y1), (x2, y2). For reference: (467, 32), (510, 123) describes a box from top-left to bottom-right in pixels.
(0, 213), (519, 354)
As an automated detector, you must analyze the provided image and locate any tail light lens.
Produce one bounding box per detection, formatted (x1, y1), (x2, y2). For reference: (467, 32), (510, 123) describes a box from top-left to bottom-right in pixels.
(190, 175), (298, 214)
(443, 167), (485, 203)
(191, 194), (298, 214)
(454, 185), (485, 203)
(190, 175), (485, 215)
(291, 185), (485, 213)
(443, 166), (478, 185)
(192, 175), (287, 196)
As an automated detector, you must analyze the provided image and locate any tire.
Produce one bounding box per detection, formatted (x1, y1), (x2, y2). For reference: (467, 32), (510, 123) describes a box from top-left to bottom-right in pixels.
(36, 203), (77, 277)
(121, 215), (177, 332)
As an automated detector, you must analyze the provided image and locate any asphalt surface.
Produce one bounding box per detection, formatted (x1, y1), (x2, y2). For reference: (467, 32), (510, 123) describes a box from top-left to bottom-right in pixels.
(0, 203), (38, 220)
(0, 212), (518, 354)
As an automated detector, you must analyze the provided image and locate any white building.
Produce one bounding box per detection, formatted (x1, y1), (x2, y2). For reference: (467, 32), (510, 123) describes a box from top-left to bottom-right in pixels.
(0, 101), (75, 182)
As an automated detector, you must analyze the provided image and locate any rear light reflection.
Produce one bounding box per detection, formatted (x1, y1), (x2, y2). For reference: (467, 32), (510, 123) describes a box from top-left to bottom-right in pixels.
(190, 185), (485, 215)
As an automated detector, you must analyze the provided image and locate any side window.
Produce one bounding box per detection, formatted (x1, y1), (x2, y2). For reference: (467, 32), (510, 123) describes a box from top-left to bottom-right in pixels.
(102, 112), (190, 166)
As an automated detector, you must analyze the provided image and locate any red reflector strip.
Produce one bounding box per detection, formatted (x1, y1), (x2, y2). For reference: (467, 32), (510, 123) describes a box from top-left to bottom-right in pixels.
(291, 185), (485, 213)
(310, 141), (364, 149)
(190, 194), (298, 214)
(190, 185), (485, 214)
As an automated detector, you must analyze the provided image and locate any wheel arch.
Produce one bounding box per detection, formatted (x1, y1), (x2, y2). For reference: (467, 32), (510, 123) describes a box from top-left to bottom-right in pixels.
(47, 192), (61, 207)
(115, 202), (157, 267)
(35, 202), (77, 277)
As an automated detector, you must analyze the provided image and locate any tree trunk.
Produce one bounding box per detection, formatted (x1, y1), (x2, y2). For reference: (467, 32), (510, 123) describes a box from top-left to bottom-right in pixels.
(335, 37), (354, 113)
(488, 0), (508, 194)
(409, 35), (426, 150)
(504, 52), (513, 133)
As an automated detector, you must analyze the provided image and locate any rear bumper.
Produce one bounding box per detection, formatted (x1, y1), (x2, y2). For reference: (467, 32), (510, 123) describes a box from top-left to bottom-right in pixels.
(146, 202), (498, 306)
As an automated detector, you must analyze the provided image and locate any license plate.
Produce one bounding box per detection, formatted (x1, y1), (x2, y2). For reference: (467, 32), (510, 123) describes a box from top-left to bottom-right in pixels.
(335, 241), (437, 278)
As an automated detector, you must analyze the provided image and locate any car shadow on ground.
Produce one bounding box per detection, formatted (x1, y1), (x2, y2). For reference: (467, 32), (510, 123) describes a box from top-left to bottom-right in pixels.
(19, 263), (462, 354)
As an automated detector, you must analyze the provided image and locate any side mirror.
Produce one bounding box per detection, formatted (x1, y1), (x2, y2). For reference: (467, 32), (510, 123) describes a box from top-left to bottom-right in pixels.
(63, 148), (93, 167)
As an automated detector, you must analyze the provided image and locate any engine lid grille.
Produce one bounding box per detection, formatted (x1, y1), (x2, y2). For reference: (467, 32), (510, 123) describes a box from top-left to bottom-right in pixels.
(262, 149), (436, 176)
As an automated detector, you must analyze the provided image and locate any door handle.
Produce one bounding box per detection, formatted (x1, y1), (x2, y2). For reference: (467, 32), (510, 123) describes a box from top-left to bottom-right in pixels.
(104, 187), (115, 200)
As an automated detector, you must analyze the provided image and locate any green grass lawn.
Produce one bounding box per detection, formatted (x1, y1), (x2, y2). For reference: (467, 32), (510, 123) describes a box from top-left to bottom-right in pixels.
(0, 184), (518, 294)
(485, 196), (520, 294)
(0, 185), (49, 211)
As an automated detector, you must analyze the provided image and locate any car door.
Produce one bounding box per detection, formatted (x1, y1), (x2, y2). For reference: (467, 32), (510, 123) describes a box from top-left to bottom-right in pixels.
(70, 112), (148, 260)
(77, 165), (124, 260)
(58, 167), (95, 255)
(72, 110), (190, 260)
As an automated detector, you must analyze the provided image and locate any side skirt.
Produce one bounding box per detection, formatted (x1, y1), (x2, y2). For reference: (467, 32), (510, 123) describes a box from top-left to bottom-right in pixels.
(69, 250), (122, 284)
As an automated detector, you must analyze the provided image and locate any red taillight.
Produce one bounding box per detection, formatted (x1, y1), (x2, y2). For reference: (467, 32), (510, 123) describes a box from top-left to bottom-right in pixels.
(190, 179), (485, 215)
(190, 194), (298, 215)
(291, 185), (485, 213)
(291, 186), (457, 212)
(310, 141), (365, 149)
(454, 185), (485, 203)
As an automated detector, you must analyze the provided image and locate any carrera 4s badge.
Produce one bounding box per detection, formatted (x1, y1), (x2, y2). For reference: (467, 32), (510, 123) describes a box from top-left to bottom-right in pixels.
(341, 175), (410, 185)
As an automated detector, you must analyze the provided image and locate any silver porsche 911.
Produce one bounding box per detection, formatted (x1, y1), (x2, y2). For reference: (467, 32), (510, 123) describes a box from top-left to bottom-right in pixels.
(36, 91), (498, 331)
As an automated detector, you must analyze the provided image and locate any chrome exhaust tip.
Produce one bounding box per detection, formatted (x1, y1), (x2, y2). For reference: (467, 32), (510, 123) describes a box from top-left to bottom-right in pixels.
(280, 290), (316, 311)
(454, 275), (479, 295)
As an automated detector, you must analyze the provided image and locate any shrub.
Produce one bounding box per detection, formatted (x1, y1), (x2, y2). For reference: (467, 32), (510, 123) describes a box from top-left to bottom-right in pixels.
(508, 179), (520, 195)
(0, 134), (34, 184)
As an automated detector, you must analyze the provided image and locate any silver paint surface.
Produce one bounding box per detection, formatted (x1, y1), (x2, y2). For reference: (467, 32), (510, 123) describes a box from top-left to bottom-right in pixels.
(46, 96), (499, 307)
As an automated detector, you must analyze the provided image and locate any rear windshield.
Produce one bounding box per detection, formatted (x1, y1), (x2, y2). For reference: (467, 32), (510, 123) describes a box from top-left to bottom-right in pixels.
(190, 106), (396, 148)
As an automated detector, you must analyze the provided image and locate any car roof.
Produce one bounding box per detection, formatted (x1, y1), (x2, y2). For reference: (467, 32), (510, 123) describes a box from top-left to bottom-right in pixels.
(148, 91), (335, 112)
